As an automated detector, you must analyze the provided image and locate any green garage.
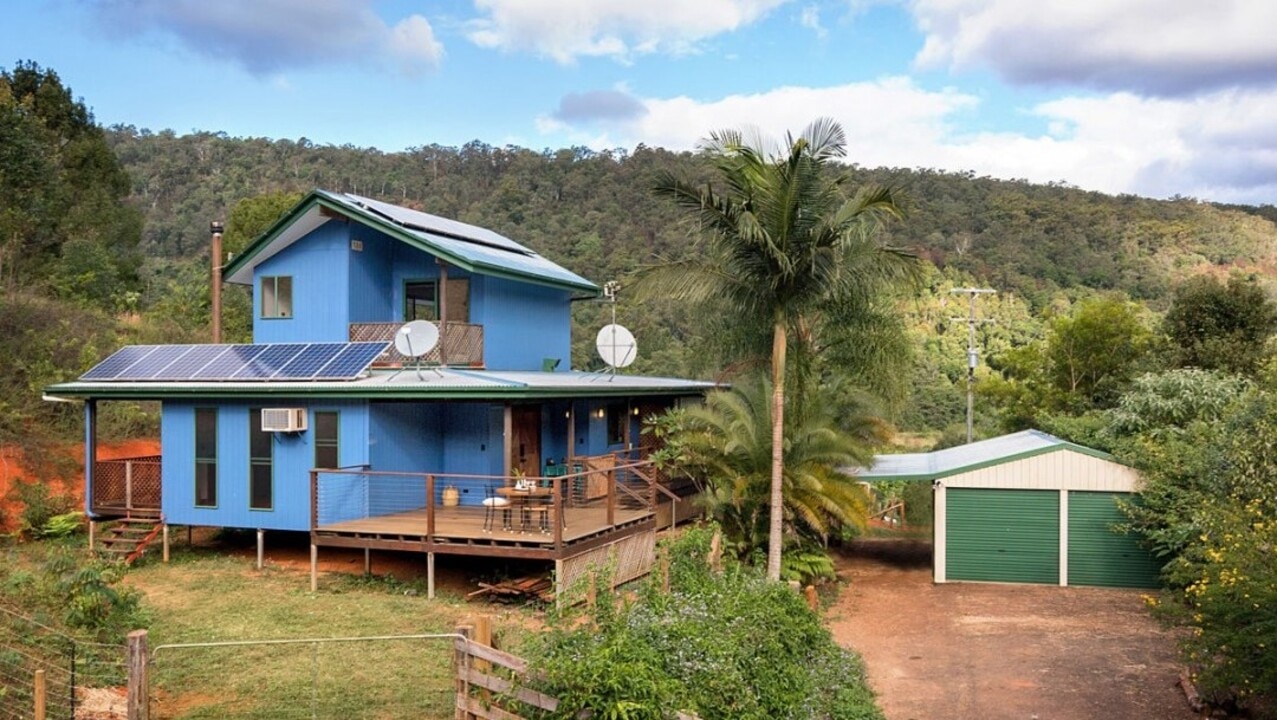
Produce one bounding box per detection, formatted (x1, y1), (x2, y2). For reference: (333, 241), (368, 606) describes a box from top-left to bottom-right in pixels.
(853, 430), (1162, 588)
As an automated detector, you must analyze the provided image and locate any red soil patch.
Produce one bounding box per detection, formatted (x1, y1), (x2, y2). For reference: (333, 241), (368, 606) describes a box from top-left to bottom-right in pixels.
(0, 439), (160, 531)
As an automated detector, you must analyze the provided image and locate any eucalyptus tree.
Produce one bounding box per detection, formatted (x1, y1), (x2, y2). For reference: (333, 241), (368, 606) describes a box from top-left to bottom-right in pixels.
(641, 119), (916, 580)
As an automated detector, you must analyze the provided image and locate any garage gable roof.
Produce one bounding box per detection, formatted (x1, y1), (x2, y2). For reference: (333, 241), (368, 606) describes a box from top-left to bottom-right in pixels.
(847, 430), (1117, 481)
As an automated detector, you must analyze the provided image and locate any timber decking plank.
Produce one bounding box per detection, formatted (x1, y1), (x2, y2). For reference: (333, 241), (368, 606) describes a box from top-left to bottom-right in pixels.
(317, 505), (651, 546)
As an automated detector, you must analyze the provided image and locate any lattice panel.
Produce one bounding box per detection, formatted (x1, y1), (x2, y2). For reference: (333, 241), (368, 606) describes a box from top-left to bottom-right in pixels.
(91, 457), (161, 513)
(348, 322), (484, 367)
(557, 529), (656, 603)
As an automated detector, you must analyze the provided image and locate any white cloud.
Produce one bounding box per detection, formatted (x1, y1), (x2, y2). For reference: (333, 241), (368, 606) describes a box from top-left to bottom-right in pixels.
(542, 79), (1277, 203)
(909, 0), (1277, 96)
(95, 0), (443, 75)
(466, 0), (790, 63)
(387, 15), (445, 74)
(799, 5), (827, 38)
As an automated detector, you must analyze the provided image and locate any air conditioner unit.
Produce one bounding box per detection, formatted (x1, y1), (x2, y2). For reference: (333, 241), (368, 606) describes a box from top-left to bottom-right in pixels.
(261, 408), (307, 432)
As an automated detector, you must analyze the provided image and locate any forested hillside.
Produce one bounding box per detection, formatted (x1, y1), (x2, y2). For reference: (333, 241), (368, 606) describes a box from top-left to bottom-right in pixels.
(7, 59), (1277, 448)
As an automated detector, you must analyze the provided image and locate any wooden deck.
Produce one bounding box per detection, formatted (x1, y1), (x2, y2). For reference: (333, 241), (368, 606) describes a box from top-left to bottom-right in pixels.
(313, 502), (654, 560)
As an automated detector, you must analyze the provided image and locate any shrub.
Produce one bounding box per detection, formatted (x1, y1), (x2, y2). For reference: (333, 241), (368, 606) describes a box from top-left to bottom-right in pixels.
(7, 479), (74, 539)
(527, 526), (882, 720)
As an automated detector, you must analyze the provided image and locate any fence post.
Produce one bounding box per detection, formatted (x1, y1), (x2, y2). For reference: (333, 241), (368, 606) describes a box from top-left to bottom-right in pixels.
(126, 630), (149, 720)
(34, 669), (46, 720)
(454, 622), (474, 720)
(125, 460), (134, 511)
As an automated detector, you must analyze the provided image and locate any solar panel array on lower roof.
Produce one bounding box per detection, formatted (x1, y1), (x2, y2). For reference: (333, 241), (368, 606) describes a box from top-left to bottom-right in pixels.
(80, 342), (388, 382)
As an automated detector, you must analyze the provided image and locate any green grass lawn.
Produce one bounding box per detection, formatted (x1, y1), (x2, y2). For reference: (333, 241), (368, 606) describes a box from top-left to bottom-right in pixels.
(121, 545), (534, 719)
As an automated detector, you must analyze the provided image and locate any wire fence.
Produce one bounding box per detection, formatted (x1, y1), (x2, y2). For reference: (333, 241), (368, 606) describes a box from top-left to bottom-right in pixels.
(0, 606), (127, 720)
(148, 633), (463, 719)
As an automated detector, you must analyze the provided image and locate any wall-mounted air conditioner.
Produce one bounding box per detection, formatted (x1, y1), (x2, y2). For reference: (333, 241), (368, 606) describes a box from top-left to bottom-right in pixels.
(261, 408), (307, 432)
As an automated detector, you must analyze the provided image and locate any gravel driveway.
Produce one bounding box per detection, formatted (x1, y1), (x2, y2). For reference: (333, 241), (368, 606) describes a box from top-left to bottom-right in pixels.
(826, 540), (1196, 720)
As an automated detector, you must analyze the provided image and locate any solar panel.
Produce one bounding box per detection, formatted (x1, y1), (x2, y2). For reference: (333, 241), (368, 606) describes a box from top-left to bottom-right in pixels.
(81, 346), (160, 380)
(152, 345), (232, 380)
(111, 345), (196, 380)
(80, 342), (389, 382)
(190, 344), (269, 380)
(231, 344), (308, 379)
(314, 342), (389, 379)
(274, 343), (349, 379)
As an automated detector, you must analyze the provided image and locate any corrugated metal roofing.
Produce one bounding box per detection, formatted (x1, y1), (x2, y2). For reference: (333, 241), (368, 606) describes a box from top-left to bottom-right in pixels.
(223, 190), (598, 293)
(44, 368), (717, 400)
(846, 430), (1098, 480)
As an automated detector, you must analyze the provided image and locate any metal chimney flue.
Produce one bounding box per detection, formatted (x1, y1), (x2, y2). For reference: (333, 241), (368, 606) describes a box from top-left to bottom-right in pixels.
(210, 221), (224, 344)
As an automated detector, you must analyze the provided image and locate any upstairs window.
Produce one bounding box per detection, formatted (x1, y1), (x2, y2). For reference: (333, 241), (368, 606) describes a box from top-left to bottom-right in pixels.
(405, 281), (438, 321)
(261, 276), (293, 318)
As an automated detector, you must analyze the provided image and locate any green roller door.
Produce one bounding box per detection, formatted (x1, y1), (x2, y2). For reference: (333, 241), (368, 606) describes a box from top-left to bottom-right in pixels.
(1068, 492), (1162, 588)
(947, 489), (1059, 584)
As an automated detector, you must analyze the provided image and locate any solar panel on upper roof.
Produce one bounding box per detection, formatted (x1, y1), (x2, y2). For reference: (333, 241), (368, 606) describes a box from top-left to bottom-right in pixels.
(80, 346), (160, 380)
(313, 342), (388, 379)
(151, 345), (231, 380)
(190, 344), (268, 380)
(232, 343), (307, 379)
(342, 193), (533, 255)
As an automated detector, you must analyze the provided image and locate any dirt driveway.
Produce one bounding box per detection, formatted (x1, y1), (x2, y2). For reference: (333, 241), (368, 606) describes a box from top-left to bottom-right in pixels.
(826, 541), (1196, 720)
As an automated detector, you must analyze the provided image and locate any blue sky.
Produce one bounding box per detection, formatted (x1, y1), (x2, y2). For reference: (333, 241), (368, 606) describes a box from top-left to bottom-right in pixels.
(5, 0), (1276, 203)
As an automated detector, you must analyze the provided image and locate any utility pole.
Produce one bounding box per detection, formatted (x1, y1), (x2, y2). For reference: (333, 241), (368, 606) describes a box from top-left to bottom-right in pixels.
(950, 288), (996, 443)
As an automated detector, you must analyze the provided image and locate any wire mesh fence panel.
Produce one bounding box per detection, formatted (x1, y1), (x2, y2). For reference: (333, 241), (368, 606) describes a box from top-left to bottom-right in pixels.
(150, 634), (459, 719)
(0, 607), (97, 720)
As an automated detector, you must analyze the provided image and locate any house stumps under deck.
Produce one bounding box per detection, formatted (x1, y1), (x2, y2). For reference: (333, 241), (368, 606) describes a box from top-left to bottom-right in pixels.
(309, 461), (666, 597)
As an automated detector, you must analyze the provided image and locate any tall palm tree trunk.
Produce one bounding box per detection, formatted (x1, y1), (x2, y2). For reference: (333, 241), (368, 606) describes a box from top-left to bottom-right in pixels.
(767, 317), (787, 581)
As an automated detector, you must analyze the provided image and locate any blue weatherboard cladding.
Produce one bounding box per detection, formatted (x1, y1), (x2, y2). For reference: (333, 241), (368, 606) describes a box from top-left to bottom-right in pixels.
(477, 276), (572, 371)
(253, 221), (352, 343)
(161, 400), (369, 531)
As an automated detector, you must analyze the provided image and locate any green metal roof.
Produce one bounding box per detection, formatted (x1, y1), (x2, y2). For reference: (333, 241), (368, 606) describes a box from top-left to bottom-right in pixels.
(223, 190), (600, 295)
(44, 368), (716, 401)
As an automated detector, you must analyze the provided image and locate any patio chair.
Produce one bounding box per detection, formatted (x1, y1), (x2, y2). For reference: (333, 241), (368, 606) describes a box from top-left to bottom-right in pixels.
(482, 484), (511, 532)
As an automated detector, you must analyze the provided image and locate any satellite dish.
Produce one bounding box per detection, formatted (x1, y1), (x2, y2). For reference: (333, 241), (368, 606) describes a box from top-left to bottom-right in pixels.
(395, 320), (439, 358)
(596, 324), (637, 369)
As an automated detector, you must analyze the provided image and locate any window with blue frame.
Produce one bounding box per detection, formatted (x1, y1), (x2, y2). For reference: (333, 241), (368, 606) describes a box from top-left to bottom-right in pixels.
(249, 408), (273, 510)
(261, 276), (293, 318)
(194, 408), (217, 507)
(314, 411), (339, 469)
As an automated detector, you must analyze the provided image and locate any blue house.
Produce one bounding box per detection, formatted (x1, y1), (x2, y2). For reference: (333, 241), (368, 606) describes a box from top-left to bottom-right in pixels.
(46, 190), (712, 595)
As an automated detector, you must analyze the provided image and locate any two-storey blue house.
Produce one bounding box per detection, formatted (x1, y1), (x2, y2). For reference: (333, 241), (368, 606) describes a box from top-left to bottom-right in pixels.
(46, 190), (712, 596)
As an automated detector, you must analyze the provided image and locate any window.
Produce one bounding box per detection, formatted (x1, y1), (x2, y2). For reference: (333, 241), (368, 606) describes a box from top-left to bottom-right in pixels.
(261, 276), (293, 318)
(249, 408), (273, 511)
(314, 411), (339, 469)
(404, 281), (437, 321)
(194, 408), (217, 507)
(607, 403), (629, 446)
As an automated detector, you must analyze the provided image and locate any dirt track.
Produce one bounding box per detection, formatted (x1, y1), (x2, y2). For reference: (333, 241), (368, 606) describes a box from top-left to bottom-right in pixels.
(827, 540), (1196, 720)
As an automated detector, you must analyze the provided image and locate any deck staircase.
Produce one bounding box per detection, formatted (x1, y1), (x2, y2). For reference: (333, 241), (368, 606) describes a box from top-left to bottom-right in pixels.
(96, 511), (163, 565)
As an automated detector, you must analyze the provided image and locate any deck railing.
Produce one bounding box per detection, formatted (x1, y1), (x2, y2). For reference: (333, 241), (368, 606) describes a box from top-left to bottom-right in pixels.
(91, 456), (162, 515)
(349, 321), (484, 367)
(310, 455), (659, 550)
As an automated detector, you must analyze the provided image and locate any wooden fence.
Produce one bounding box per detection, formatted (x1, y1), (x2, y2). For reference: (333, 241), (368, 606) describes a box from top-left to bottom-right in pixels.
(453, 618), (697, 720)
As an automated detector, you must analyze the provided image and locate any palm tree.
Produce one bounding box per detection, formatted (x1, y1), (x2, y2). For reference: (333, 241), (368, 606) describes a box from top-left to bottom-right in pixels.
(641, 119), (915, 580)
(672, 377), (879, 562)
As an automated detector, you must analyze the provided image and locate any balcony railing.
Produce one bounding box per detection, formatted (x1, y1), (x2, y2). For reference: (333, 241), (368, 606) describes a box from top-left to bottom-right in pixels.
(310, 454), (660, 552)
(91, 455), (162, 515)
(349, 322), (484, 367)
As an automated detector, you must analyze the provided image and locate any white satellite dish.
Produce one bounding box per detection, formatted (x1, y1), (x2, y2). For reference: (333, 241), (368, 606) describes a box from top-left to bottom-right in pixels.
(395, 320), (439, 358)
(596, 323), (637, 369)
